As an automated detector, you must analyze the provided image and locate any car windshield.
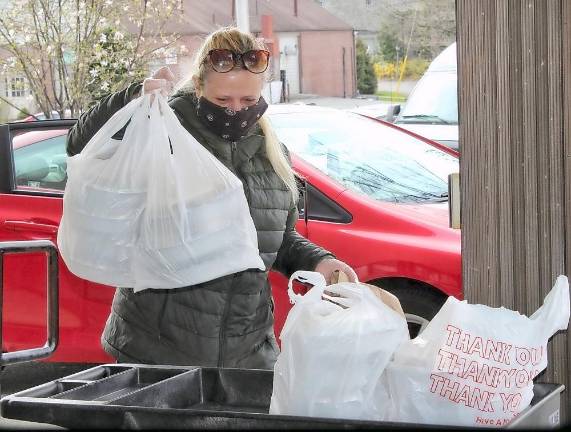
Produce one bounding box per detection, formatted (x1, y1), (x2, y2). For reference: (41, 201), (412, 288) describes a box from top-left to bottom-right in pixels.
(398, 72), (458, 125)
(269, 110), (459, 204)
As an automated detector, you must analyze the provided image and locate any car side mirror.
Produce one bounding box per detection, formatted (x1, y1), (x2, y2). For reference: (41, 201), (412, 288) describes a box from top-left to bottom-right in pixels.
(384, 104), (401, 123)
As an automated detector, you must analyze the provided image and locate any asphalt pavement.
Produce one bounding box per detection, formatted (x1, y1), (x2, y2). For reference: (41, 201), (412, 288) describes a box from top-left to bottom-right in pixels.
(0, 417), (64, 430)
(286, 93), (390, 109)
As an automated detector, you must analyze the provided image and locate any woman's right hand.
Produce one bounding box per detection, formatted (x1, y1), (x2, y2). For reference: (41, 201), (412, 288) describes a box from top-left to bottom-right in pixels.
(142, 66), (175, 97)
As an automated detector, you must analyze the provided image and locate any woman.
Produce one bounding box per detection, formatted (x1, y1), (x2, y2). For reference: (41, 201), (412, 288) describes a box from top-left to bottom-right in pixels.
(67, 26), (357, 369)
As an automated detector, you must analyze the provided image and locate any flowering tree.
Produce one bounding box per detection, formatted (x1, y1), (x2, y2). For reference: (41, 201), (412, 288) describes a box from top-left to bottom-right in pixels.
(0, 0), (183, 118)
(85, 27), (148, 106)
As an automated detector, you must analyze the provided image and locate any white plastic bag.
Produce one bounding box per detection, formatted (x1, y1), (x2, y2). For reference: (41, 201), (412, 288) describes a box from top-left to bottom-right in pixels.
(269, 271), (409, 421)
(380, 275), (570, 427)
(58, 93), (264, 290)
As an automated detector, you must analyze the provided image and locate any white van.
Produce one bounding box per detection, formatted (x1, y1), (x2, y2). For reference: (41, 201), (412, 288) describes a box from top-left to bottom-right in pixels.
(389, 43), (458, 151)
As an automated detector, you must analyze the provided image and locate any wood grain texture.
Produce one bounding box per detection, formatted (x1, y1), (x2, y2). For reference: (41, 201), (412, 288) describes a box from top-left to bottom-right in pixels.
(457, 0), (570, 422)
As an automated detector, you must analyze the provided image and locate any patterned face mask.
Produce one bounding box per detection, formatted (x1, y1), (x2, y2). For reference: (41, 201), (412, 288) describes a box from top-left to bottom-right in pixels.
(196, 96), (268, 142)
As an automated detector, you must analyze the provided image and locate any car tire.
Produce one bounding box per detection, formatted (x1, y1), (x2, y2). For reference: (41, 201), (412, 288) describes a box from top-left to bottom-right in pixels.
(373, 279), (447, 339)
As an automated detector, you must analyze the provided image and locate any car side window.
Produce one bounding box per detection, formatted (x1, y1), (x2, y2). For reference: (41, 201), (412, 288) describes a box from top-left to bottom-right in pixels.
(305, 183), (352, 224)
(12, 132), (68, 192)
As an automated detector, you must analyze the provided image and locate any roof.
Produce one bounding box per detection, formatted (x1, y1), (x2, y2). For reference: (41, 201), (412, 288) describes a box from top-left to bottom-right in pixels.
(247, 0), (353, 32)
(317, 0), (386, 32)
(163, 0), (352, 35)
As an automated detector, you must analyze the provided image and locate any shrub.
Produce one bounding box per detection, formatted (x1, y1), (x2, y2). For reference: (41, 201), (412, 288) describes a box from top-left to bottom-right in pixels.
(356, 38), (377, 95)
(373, 58), (430, 81)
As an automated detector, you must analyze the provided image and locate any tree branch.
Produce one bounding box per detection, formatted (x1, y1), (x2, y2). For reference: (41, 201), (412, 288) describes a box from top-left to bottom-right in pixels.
(0, 93), (34, 120)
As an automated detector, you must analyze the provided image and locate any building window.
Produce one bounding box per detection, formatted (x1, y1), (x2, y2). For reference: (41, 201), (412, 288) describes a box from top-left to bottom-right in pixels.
(5, 76), (28, 98)
(366, 0), (372, 5)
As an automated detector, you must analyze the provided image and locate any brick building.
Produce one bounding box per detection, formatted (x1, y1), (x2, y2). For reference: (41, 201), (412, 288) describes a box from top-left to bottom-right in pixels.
(316, 0), (386, 55)
(166, 0), (356, 99)
(0, 0), (356, 121)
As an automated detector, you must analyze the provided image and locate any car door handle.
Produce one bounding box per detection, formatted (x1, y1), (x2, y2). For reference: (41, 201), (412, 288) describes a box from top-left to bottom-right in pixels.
(0, 240), (59, 366)
(3, 220), (58, 234)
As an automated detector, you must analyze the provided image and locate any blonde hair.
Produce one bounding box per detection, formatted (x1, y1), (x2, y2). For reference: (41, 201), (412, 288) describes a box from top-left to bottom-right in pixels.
(177, 26), (298, 203)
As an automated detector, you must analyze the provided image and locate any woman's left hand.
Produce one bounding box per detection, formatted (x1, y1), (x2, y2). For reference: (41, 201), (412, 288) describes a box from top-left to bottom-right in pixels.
(314, 258), (358, 285)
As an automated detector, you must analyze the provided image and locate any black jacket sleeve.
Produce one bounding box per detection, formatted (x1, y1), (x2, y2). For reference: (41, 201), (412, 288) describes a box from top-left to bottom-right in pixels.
(272, 146), (335, 278)
(66, 82), (142, 156)
(272, 203), (335, 278)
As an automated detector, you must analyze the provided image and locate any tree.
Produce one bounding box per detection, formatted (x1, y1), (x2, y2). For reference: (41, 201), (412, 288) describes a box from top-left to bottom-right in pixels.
(377, 28), (402, 63)
(376, 0), (455, 62)
(414, 0), (456, 59)
(0, 0), (183, 118)
(356, 38), (377, 95)
(86, 27), (148, 106)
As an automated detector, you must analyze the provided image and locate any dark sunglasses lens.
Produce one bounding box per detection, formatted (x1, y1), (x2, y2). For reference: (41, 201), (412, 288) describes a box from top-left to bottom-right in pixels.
(243, 50), (269, 73)
(209, 50), (234, 72)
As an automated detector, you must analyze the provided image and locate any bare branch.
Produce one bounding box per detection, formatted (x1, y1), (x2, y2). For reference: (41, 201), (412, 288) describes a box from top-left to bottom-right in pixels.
(0, 93), (34, 119)
(1, 0), (181, 115)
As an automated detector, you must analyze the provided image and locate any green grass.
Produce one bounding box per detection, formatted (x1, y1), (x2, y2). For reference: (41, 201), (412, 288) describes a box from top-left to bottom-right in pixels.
(375, 90), (407, 103)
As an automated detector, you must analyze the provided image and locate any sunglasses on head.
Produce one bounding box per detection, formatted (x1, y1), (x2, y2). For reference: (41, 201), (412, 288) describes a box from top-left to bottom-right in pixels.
(205, 49), (270, 74)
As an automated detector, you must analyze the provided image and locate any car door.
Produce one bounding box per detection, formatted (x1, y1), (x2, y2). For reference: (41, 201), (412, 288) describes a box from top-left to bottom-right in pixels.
(0, 121), (311, 358)
(0, 121), (114, 363)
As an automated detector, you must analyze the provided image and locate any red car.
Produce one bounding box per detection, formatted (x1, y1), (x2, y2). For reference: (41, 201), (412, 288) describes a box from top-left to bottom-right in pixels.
(20, 110), (71, 122)
(0, 105), (460, 367)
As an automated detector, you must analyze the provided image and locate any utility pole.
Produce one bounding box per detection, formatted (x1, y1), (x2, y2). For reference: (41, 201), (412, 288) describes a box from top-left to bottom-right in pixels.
(235, 0), (250, 33)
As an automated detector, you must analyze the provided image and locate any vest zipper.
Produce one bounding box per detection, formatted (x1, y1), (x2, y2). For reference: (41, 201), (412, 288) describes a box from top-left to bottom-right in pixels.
(229, 141), (239, 178)
(218, 141), (240, 366)
(218, 273), (239, 367)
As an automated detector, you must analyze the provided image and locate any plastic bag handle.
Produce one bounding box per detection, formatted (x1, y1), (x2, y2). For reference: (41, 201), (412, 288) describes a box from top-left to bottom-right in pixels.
(156, 94), (230, 170)
(529, 275), (570, 337)
(156, 94), (192, 149)
(288, 271), (326, 304)
(80, 94), (154, 157)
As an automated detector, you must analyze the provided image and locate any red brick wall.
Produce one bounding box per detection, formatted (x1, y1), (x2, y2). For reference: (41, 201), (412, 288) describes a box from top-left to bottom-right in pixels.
(299, 31), (355, 97)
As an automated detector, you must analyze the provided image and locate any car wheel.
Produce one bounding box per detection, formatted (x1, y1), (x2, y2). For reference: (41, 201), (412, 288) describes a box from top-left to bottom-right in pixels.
(374, 280), (447, 339)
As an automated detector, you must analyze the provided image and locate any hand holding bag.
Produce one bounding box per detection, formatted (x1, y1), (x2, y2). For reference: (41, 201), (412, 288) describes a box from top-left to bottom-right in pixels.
(58, 93), (265, 290)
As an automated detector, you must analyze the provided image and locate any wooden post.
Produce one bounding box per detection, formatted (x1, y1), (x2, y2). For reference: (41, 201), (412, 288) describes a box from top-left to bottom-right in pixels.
(456, 0), (570, 423)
